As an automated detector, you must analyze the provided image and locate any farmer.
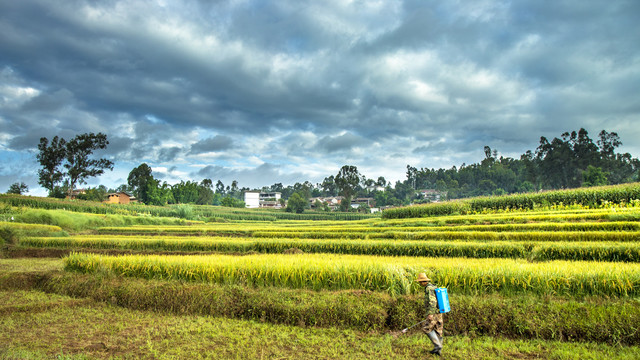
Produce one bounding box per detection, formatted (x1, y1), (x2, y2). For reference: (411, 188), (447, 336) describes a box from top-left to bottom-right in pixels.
(417, 272), (443, 356)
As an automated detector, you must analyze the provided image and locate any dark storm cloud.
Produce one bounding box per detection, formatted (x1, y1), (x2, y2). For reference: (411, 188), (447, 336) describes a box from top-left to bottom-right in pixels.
(158, 147), (182, 162)
(319, 133), (369, 153)
(0, 0), (638, 193)
(190, 136), (235, 154)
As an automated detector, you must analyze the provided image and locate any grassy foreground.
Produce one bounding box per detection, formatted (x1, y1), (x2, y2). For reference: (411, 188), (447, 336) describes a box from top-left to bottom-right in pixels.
(1, 289), (639, 360)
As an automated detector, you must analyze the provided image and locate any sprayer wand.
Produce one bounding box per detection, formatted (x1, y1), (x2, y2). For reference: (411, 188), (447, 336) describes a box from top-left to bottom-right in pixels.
(400, 319), (428, 334)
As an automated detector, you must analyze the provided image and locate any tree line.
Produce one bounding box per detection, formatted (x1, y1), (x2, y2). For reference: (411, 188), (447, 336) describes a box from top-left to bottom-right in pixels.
(23, 128), (639, 209)
(404, 129), (639, 202)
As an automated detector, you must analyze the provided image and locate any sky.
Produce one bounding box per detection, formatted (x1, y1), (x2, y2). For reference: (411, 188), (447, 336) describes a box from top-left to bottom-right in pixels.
(1, 0), (639, 196)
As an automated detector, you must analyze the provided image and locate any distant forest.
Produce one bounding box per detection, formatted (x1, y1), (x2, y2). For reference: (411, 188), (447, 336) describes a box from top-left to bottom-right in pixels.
(31, 128), (640, 209)
(396, 128), (639, 202)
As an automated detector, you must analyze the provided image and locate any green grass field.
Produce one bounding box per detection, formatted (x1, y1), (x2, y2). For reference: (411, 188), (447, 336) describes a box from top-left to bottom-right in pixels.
(2, 288), (639, 359)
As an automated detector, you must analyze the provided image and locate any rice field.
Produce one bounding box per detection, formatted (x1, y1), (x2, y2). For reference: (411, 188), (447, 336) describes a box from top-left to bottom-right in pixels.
(22, 235), (640, 262)
(64, 252), (640, 297)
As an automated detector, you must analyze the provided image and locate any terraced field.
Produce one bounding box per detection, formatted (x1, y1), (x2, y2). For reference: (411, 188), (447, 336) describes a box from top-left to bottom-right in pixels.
(2, 184), (640, 358)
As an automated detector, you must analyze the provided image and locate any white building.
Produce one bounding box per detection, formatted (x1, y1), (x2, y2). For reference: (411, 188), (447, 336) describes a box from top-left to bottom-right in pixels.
(244, 191), (282, 209)
(244, 191), (260, 208)
(259, 192), (282, 209)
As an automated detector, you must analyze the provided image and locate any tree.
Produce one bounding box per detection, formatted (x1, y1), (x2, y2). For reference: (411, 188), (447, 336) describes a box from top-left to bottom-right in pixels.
(197, 180), (215, 205)
(36, 136), (67, 194)
(128, 163), (154, 204)
(170, 181), (200, 204)
(286, 192), (307, 214)
(293, 181), (313, 200)
(320, 176), (337, 196)
(339, 196), (353, 212)
(335, 165), (361, 200)
(597, 130), (622, 159)
(201, 179), (213, 189)
(146, 179), (173, 206)
(63, 133), (114, 194)
(7, 182), (28, 195)
(582, 165), (608, 187)
(215, 180), (225, 195)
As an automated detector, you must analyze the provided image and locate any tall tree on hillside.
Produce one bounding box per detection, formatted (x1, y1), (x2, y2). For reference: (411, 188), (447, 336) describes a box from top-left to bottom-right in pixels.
(36, 136), (67, 194)
(128, 163), (154, 204)
(64, 133), (114, 194)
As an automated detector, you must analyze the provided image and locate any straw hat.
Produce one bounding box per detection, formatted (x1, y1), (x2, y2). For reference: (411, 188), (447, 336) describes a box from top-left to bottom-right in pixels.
(416, 273), (431, 283)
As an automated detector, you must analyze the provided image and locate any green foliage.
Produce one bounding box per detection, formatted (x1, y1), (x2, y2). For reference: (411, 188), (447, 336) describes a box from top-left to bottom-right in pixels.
(403, 128), (639, 200)
(63, 133), (113, 192)
(170, 181), (200, 204)
(127, 163), (154, 204)
(220, 197), (245, 208)
(172, 204), (194, 220)
(75, 186), (108, 202)
(583, 165), (609, 187)
(335, 165), (361, 199)
(37, 133), (113, 196)
(357, 203), (371, 213)
(6, 182), (28, 195)
(286, 192), (307, 213)
(36, 136), (67, 193)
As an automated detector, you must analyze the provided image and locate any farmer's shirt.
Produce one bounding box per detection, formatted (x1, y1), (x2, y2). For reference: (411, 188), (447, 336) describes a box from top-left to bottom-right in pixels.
(424, 283), (440, 315)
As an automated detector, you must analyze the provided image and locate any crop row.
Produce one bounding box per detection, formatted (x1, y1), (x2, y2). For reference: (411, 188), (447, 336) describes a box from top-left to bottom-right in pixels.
(382, 183), (640, 219)
(24, 236), (640, 262)
(1, 222), (67, 244)
(95, 225), (640, 242)
(0, 221), (63, 233)
(386, 208), (640, 225)
(293, 221), (640, 233)
(64, 252), (640, 297)
(98, 220), (640, 234)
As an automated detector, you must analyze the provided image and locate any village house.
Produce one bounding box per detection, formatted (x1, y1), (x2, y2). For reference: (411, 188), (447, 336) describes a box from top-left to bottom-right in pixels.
(309, 196), (376, 212)
(351, 197), (375, 209)
(417, 189), (447, 202)
(67, 189), (87, 199)
(309, 196), (343, 210)
(104, 192), (136, 204)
